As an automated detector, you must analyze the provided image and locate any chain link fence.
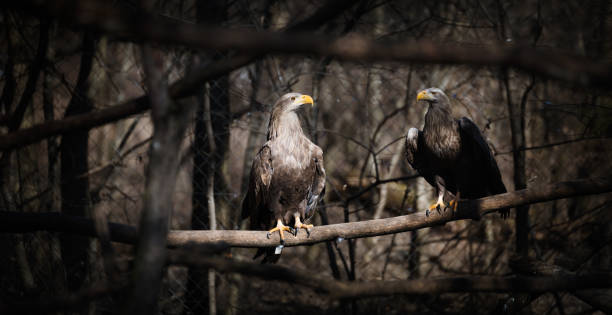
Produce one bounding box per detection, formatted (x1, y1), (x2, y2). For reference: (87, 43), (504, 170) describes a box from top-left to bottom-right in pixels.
(2, 2), (611, 314)
(0, 39), (522, 313)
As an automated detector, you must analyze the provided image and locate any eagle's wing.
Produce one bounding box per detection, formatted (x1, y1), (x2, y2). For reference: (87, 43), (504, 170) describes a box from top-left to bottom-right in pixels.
(305, 145), (326, 220)
(242, 144), (284, 263)
(457, 117), (506, 193)
(405, 127), (437, 188)
(241, 144), (273, 228)
(405, 128), (420, 170)
(458, 117), (509, 217)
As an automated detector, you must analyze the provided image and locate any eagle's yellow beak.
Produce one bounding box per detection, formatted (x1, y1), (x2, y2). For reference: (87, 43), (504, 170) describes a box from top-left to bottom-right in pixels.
(295, 94), (314, 106)
(416, 90), (433, 102)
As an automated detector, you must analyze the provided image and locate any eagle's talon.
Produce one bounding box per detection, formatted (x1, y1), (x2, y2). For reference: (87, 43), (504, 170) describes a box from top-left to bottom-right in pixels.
(266, 219), (291, 244)
(293, 216), (314, 238)
(449, 192), (460, 215)
(428, 198), (446, 216)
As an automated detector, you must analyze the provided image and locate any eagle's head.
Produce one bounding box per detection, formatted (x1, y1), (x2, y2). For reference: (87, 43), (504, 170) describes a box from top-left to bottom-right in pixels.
(275, 93), (314, 113)
(416, 87), (450, 105)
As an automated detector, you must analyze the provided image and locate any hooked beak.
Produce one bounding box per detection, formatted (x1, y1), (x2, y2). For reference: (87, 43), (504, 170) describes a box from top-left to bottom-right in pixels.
(295, 94), (314, 106)
(416, 90), (435, 102)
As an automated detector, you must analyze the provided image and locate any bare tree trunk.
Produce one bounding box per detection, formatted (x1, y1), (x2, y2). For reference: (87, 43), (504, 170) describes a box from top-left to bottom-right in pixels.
(203, 83), (218, 315)
(1, 189), (36, 294)
(504, 72), (534, 256)
(187, 1), (230, 313)
(123, 39), (194, 314)
(42, 26), (67, 295)
(408, 180), (424, 279)
(43, 49), (58, 213)
(59, 33), (95, 297)
(192, 79), (211, 230)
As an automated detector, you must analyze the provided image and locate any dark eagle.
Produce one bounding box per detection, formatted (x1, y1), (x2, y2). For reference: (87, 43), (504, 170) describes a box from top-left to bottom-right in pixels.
(241, 93), (326, 263)
(405, 87), (508, 217)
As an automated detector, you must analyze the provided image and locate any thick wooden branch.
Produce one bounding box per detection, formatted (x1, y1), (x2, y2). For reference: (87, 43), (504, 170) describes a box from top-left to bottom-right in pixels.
(1, 177), (611, 248)
(6, 0), (612, 89)
(510, 255), (612, 313)
(4, 254), (610, 314)
(0, 282), (123, 315)
(165, 253), (612, 299)
(328, 274), (612, 299)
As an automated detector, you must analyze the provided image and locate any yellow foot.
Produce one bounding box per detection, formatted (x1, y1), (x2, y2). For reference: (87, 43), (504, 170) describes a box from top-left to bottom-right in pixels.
(449, 192), (460, 214)
(428, 200), (446, 211)
(266, 219), (292, 244)
(426, 200), (446, 217)
(293, 215), (314, 237)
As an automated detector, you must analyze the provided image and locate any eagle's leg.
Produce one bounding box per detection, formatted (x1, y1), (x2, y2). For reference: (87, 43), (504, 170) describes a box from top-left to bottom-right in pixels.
(266, 219), (292, 244)
(426, 176), (449, 217)
(426, 192), (447, 217)
(293, 213), (313, 237)
(448, 191), (460, 215)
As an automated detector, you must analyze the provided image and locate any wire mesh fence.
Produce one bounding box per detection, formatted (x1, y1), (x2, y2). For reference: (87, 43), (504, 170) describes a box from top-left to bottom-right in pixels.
(0, 51), (562, 314)
(2, 1), (612, 314)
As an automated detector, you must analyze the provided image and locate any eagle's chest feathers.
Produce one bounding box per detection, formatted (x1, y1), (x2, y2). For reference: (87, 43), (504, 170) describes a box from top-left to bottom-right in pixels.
(268, 111), (312, 170)
(270, 136), (312, 170)
(423, 106), (461, 161)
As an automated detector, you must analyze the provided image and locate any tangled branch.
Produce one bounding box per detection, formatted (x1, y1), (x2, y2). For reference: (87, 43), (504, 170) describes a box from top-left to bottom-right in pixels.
(7, 0), (612, 88)
(2, 253), (611, 314)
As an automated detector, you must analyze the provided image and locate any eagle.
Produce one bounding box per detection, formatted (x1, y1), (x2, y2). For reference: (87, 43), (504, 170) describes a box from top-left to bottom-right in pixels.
(241, 93), (326, 263)
(405, 87), (508, 218)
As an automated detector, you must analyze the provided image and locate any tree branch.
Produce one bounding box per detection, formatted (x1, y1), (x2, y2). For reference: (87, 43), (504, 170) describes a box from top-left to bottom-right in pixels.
(6, 0), (612, 89)
(6, 252), (610, 314)
(1, 177), (611, 248)
(0, 54), (254, 151)
(5, 0), (607, 151)
(496, 136), (611, 155)
(0, 0), (357, 151)
(510, 255), (612, 313)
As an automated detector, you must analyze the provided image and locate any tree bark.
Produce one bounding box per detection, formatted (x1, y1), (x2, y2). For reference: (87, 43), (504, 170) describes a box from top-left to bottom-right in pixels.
(166, 254), (612, 300)
(6, 256), (612, 314)
(4, 177), (611, 249)
(59, 32), (95, 295)
(122, 40), (194, 314)
(504, 72), (534, 256)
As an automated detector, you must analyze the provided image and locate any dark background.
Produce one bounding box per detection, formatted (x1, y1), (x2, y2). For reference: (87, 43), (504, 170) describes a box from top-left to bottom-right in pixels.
(1, 0), (611, 314)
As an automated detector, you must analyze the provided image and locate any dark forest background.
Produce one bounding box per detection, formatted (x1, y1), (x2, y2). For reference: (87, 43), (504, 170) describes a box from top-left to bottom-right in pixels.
(1, 0), (612, 314)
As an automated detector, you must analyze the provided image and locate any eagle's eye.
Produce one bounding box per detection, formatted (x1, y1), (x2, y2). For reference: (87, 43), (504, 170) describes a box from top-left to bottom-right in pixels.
(290, 96), (296, 101)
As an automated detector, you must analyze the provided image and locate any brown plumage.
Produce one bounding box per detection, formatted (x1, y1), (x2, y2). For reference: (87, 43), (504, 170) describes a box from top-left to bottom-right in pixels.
(241, 93), (326, 263)
(405, 87), (508, 218)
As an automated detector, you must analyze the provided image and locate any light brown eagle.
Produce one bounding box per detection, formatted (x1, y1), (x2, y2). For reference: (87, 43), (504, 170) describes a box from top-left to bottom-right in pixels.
(241, 93), (326, 263)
